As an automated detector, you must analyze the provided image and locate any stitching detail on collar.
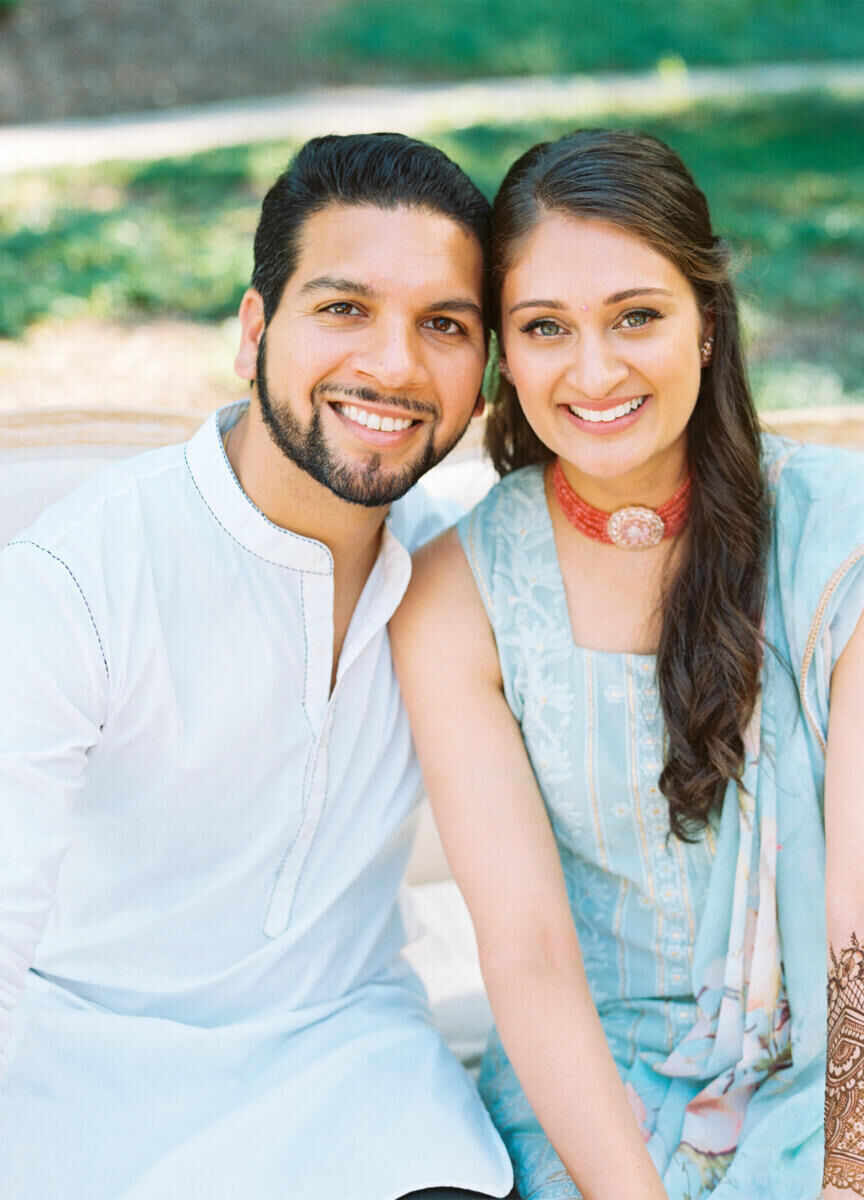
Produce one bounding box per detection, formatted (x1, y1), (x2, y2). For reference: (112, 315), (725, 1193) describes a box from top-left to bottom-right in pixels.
(184, 446), (332, 575)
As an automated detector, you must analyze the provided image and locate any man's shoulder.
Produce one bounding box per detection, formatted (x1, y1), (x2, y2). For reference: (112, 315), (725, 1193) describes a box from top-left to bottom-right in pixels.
(9, 440), (192, 564)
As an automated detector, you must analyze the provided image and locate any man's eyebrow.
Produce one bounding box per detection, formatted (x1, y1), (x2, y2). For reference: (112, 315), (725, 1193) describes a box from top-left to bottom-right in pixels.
(427, 298), (483, 320)
(299, 276), (379, 298)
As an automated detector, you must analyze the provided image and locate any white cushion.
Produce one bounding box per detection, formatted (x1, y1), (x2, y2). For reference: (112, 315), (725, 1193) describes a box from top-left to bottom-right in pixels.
(0, 446), (143, 548)
(402, 879), (490, 1072)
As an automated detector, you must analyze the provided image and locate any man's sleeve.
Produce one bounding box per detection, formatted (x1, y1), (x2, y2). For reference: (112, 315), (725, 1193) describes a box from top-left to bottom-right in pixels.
(0, 541), (108, 1076)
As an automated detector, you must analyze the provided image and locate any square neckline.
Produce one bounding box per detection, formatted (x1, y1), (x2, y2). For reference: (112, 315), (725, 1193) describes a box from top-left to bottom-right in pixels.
(527, 464), (658, 666)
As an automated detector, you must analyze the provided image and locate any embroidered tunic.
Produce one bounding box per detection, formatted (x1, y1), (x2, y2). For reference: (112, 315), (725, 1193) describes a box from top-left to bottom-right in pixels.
(0, 403), (512, 1200)
(458, 437), (864, 1200)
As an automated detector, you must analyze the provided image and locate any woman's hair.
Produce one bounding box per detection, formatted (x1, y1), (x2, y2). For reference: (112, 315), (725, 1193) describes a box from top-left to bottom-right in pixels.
(487, 129), (769, 841)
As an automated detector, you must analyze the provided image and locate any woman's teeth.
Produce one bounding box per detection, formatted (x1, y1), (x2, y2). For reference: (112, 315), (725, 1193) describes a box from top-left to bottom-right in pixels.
(569, 396), (647, 423)
(335, 403), (414, 432)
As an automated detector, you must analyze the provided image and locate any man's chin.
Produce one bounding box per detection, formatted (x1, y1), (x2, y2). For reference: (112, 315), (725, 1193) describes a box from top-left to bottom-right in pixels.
(318, 461), (427, 508)
(257, 388), (461, 507)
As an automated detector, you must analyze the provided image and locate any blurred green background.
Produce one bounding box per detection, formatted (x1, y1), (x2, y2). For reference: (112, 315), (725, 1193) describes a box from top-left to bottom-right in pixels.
(1, 0), (863, 411)
(309, 0), (864, 77)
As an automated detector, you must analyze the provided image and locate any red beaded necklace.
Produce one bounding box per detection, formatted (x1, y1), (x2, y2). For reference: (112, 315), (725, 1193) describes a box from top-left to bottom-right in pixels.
(552, 458), (691, 549)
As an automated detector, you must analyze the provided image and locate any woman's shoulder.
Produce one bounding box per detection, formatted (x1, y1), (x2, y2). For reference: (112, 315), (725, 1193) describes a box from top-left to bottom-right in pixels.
(761, 433), (864, 745)
(763, 431), (864, 578)
(763, 431), (864, 514)
(457, 463), (547, 547)
(455, 463), (550, 623)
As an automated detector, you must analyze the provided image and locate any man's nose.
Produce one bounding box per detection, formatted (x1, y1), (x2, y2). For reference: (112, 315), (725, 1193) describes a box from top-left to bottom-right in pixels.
(352, 320), (426, 391)
(565, 332), (630, 398)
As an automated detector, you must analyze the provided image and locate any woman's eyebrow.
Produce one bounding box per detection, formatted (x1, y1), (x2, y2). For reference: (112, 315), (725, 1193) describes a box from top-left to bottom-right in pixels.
(508, 298), (566, 315)
(603, 287), (674, 304)
(508, 287), (674, 316)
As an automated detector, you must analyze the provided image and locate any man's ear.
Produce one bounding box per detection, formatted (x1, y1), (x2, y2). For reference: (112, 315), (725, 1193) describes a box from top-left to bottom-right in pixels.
(234, 289), (266, 382)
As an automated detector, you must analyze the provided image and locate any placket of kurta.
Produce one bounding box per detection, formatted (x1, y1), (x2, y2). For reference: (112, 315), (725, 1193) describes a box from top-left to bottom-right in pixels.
(264, 528), (410, 938)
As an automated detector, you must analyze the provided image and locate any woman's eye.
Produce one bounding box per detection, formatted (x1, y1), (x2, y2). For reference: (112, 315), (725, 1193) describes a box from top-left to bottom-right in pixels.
(523, 318), (565, 337)
(424, 316), (461, 334)
(616, 308), (662, 330)
(323, 301), (362, 316)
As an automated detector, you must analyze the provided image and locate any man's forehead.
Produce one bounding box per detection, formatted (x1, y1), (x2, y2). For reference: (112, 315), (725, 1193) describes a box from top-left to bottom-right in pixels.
(290, 202), (483, 289)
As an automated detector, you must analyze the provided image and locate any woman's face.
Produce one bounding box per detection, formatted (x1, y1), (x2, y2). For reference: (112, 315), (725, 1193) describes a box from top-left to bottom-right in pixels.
(500, 212), (707, 498)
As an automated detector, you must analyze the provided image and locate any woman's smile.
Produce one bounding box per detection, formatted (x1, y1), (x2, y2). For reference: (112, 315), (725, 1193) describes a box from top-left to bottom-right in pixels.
(561, 392), (652, 433)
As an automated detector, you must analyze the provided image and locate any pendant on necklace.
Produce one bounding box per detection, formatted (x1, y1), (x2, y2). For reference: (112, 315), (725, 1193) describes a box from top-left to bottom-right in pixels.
(552, 459), (691, 549)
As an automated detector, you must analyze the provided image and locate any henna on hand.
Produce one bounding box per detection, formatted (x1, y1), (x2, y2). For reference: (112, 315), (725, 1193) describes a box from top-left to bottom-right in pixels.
(825, 932), (864, 1193)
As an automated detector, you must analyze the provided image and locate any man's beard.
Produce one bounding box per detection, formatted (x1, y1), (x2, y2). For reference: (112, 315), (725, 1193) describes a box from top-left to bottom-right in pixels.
(255, 335), (469, 508)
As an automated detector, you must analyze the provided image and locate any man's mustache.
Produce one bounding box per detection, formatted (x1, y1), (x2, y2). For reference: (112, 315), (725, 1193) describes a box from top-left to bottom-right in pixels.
(312, 383), (436, 419)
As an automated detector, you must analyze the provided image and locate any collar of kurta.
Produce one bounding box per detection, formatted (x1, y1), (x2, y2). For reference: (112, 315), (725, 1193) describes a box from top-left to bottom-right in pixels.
(184, 402), (411, 601)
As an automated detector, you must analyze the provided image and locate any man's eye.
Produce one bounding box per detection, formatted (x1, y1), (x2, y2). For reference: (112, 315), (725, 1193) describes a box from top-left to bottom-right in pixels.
(323, 302), (362, 316)
(424, 316), (462, 334)
(616, 308), (662, 330)
(522, 318), (565, 337)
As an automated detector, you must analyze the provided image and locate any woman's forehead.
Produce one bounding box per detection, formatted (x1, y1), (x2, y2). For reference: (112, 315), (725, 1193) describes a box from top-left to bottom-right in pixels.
(502, 212), (690, 305)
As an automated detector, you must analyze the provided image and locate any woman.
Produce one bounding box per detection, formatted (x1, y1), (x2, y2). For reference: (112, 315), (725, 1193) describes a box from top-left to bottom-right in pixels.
(391, 130), (864, 1200)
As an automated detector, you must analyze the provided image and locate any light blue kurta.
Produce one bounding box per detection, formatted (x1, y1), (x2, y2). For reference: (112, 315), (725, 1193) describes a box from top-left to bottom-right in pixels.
(458, 436), (864, 1200)
(0, 403), (512, 1200)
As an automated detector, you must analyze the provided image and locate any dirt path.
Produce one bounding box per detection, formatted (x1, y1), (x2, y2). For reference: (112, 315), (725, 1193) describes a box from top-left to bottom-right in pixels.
(3, 59), (863, 175)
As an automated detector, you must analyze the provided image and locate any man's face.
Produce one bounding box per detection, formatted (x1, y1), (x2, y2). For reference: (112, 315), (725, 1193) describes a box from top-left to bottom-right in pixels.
(236, 203), (486, 507)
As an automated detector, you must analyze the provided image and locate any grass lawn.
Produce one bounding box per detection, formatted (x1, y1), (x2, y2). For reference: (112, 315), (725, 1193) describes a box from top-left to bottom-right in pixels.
(3, 88), (862, 410)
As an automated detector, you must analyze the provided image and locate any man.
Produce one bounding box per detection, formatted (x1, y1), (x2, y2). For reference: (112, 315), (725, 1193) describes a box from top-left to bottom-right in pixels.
(0, 133), (513, 1200)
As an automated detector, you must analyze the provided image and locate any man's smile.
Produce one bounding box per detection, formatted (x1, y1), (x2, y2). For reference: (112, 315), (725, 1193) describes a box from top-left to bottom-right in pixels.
(333, 402), (417, 432)
(328, 398), (427, 446)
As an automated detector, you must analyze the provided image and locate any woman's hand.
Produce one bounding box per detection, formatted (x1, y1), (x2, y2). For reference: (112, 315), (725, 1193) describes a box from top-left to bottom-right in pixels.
(391, 528), (667, 1200)
(824, 607), (864, 1197)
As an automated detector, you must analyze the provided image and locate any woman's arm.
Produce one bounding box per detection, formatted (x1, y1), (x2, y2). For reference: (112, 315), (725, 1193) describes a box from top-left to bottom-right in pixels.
(391, 529), (665, 1200)
(824, 607), (864, 1196)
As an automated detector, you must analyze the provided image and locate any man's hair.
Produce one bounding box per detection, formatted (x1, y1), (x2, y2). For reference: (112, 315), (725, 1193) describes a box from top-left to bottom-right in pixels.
(251, 132), (491, 325)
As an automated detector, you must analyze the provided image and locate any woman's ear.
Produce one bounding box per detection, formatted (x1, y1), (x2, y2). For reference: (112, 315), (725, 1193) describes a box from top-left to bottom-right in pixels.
(699, 313), (716, 367)
(234, 289), (266, 382)
(498, 357), (514, 384)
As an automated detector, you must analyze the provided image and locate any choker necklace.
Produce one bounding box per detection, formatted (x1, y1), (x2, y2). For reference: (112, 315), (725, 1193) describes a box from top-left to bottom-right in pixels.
(552, 458), (691, 549)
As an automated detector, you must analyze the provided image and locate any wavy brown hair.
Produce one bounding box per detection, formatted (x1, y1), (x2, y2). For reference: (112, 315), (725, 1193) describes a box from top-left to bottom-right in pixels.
(487, 129), (769, 841)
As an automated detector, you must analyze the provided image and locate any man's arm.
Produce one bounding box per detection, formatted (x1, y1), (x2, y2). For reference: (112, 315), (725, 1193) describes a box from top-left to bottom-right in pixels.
(0, 543), (106, 1075)
(824, 608), (864, 1195)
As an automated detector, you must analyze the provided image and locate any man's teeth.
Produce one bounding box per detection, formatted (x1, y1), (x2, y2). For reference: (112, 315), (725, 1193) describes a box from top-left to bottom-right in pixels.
(335, 403), (413, 432)
(569, 396), (647, 423)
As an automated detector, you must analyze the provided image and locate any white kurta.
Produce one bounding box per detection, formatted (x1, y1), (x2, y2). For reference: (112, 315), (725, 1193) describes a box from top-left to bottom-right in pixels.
(0, 403), (512, 1200)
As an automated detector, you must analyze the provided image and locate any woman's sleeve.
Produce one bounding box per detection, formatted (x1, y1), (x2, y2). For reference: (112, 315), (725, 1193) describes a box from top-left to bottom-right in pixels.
(771, 442), (864, 754)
